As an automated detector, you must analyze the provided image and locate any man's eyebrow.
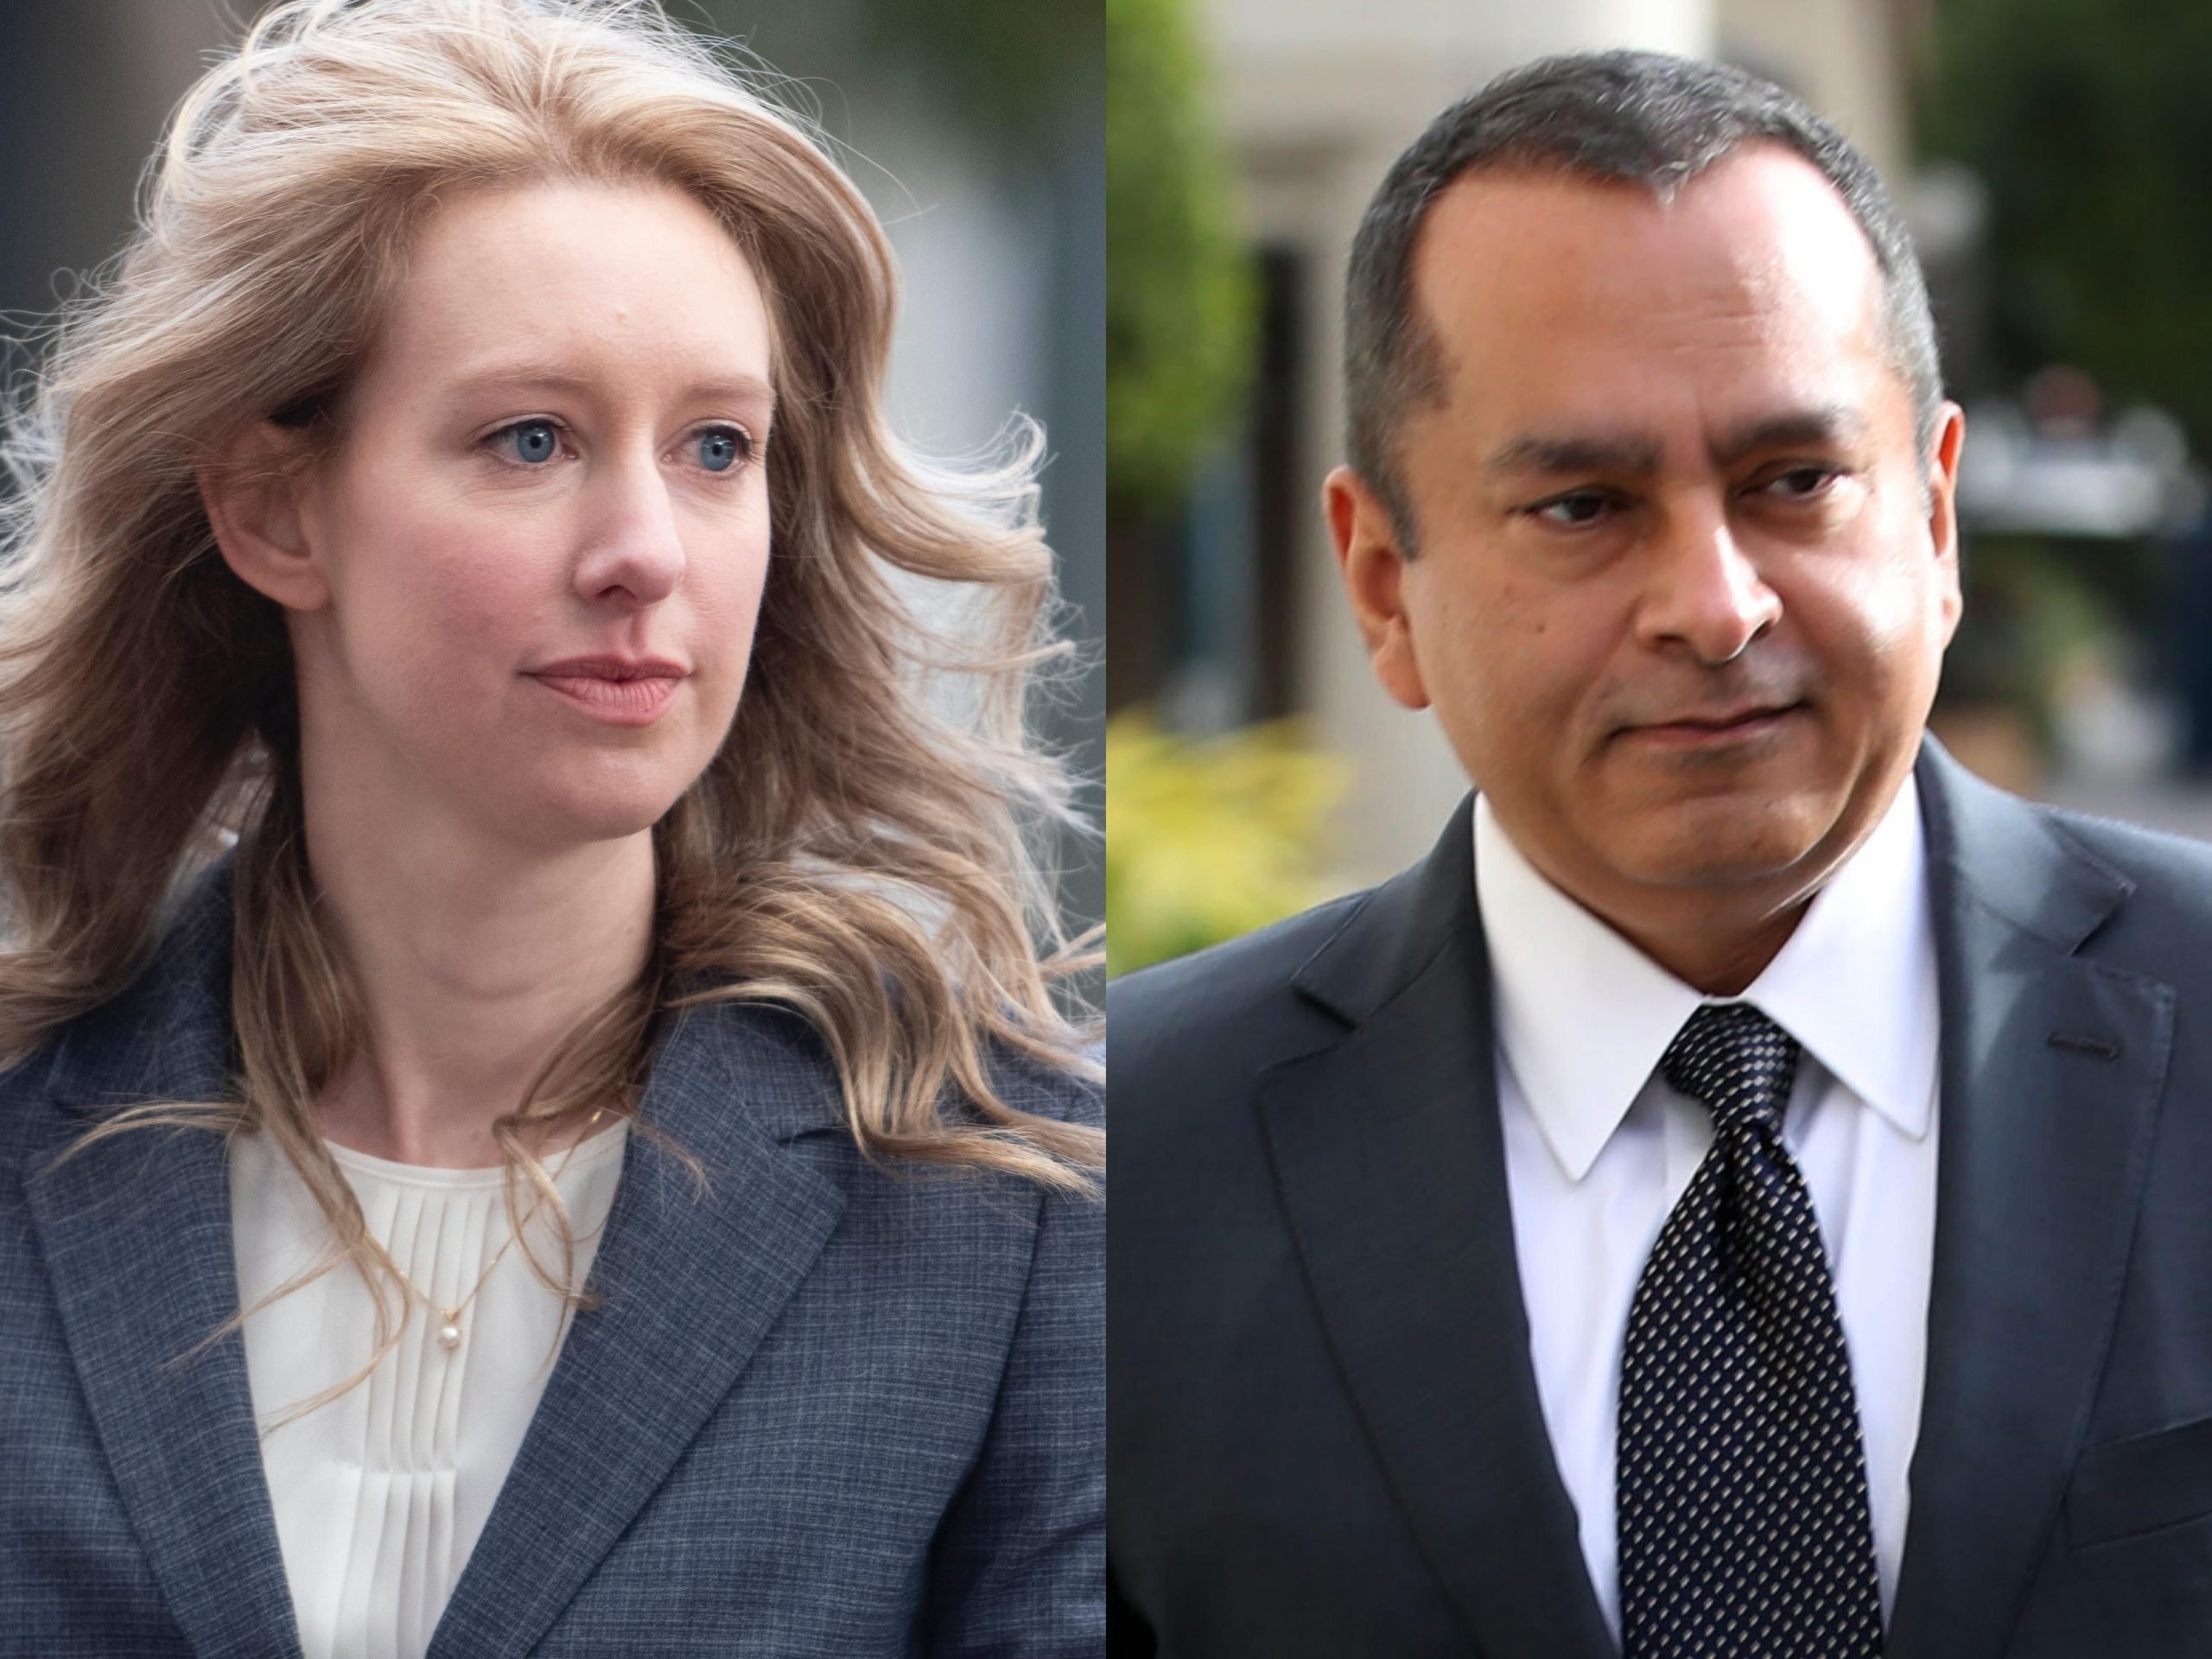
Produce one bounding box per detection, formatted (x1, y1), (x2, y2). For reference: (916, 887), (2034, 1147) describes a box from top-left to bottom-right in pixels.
(1482, 407), (1875, 480)
(445, 364), (778, 412)
(1483, 433), (1664, 480)
(1709, 405), (1870, 467)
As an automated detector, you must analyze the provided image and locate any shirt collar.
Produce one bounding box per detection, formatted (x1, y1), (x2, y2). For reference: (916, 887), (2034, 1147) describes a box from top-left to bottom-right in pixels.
(1475, 776), (1938, 1182)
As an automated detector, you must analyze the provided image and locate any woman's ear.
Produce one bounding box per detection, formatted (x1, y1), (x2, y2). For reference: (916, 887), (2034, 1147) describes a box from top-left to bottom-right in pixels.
(198, 422), (333, 612)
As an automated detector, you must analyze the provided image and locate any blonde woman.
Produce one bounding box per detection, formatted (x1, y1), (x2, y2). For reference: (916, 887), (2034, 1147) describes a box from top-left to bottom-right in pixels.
(0, 2), (1103, 1654)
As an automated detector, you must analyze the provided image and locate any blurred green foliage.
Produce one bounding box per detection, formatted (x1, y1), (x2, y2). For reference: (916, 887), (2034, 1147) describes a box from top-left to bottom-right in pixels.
(849, 0), (1099, 147)
(1106, 0), (1255, 526)
(1106, 712), (1347, 976)
(689, 0), (1096, 151)
(1923, 0), (2212, 452)
(1942, 533), (2121, 739)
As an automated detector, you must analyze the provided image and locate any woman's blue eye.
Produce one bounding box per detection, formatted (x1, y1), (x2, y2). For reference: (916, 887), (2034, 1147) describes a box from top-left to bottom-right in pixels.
(502, 421), (559, 465)
(696, 427), (746, 474)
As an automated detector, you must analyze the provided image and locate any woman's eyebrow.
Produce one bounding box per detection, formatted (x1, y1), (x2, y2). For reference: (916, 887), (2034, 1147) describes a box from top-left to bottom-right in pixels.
(445, 363), (776, 411)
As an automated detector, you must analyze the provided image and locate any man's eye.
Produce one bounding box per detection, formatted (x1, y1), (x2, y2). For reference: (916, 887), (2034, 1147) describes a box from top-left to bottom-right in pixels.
(491, 420), (562, 465)
(1531, 491), (1613, 527)
(1760, 465), (1840, 499)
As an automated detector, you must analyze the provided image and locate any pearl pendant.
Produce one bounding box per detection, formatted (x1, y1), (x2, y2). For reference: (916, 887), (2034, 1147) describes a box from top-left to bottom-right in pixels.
(436, 1320), (462, 1351)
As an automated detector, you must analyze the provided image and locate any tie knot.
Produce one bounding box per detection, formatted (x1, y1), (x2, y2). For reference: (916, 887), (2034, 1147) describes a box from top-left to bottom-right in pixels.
(1659, 1001), (1799, 1135)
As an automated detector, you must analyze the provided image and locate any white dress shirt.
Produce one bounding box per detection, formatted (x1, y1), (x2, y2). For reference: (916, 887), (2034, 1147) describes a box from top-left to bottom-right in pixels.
(1476, 779), (1939, 1642)
(229, 1120), (628, 1659)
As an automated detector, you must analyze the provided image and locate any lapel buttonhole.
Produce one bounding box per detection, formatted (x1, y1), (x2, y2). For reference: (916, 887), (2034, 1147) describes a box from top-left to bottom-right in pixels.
(2047, 1032), (2121, 1061)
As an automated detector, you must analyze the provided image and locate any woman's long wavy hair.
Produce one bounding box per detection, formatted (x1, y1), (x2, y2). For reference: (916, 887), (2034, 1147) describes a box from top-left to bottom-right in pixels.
(0, 0), (1100, 1396)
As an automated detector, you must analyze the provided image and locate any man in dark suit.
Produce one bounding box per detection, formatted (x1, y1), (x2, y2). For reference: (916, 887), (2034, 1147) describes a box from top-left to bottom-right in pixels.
(1110, 49), (2212, 1659)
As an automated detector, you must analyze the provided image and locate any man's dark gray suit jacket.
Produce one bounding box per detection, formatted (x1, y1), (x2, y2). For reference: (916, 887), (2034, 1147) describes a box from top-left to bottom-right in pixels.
(1109, 737), (2212, 1658)
(0, 864), (1103, 1656)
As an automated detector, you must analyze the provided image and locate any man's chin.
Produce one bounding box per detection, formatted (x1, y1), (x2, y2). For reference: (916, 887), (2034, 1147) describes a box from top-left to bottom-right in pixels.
(1600, 799), (1841, 894)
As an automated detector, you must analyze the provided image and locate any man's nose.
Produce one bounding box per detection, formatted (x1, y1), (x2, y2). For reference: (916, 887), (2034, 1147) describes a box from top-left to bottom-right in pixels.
(1636, 499), (1782, 664)
(572, 451), (687, 608)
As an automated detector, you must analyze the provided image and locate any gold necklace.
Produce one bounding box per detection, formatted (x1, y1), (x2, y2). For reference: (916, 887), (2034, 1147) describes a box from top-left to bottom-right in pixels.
(379, 1109), (606, 1352)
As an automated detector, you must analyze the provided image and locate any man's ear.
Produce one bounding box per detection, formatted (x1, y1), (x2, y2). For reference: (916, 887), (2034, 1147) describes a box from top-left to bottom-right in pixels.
(197, 422), (332, 613)
(1323, 464), (1429, 710)
(1926, 400), (1967, 648)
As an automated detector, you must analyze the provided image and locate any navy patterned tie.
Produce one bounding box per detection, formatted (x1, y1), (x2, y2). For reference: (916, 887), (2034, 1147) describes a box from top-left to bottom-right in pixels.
(1616, 1002), (1885, 1659)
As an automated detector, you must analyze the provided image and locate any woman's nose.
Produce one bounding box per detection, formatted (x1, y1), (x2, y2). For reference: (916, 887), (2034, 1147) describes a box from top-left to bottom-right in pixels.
(572, 455), (687, 608)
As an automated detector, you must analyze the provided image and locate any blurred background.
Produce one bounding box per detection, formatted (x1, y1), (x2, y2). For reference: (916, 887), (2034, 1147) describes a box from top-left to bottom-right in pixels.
(1109, 0), (2212, 973)
(0, 0), (1104, 984)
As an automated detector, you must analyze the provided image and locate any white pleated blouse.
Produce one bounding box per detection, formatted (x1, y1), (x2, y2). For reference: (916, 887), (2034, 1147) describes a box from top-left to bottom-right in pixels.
(228, 1120), (629, 1659)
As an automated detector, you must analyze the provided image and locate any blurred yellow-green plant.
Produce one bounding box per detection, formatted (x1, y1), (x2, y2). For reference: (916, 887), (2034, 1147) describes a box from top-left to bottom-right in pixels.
(1107, 712), (1349, 976)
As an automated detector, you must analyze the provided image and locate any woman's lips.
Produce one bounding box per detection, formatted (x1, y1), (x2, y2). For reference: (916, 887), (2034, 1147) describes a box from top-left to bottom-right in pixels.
(528, 669), (682, 725)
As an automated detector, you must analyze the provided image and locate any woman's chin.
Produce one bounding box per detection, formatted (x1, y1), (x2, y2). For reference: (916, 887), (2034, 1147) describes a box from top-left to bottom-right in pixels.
(480, 777), (690, 852)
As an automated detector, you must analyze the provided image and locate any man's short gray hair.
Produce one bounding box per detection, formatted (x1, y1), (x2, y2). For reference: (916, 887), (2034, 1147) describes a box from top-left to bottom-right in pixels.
(1343, 49), (1943, 551)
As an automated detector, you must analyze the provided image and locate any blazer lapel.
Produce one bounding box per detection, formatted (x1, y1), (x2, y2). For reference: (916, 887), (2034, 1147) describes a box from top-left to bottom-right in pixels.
(428, 995), (848, 1659)
(21, 865), (303, 1657)
(1886, 740), (2173, 1659)
(1257, 799), (1617, 1659)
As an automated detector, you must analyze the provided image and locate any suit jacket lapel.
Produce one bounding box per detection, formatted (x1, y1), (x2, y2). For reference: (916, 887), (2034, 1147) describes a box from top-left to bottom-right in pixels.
(21, 865), (304, 1657)
(428, 995), (848, 1659)
(21, 867), (858, 1656)
(1887, 740), (2173, 1659)
(1258, 799), (1616, 1659)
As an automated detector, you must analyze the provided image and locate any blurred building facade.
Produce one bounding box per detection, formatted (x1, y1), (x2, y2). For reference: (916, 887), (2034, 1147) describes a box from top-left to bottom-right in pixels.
(1159, 0), (1920, 884)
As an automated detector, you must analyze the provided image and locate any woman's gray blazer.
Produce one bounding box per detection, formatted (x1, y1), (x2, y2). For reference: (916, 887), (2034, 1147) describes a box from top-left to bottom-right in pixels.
(0, 865), (1103, 1656)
